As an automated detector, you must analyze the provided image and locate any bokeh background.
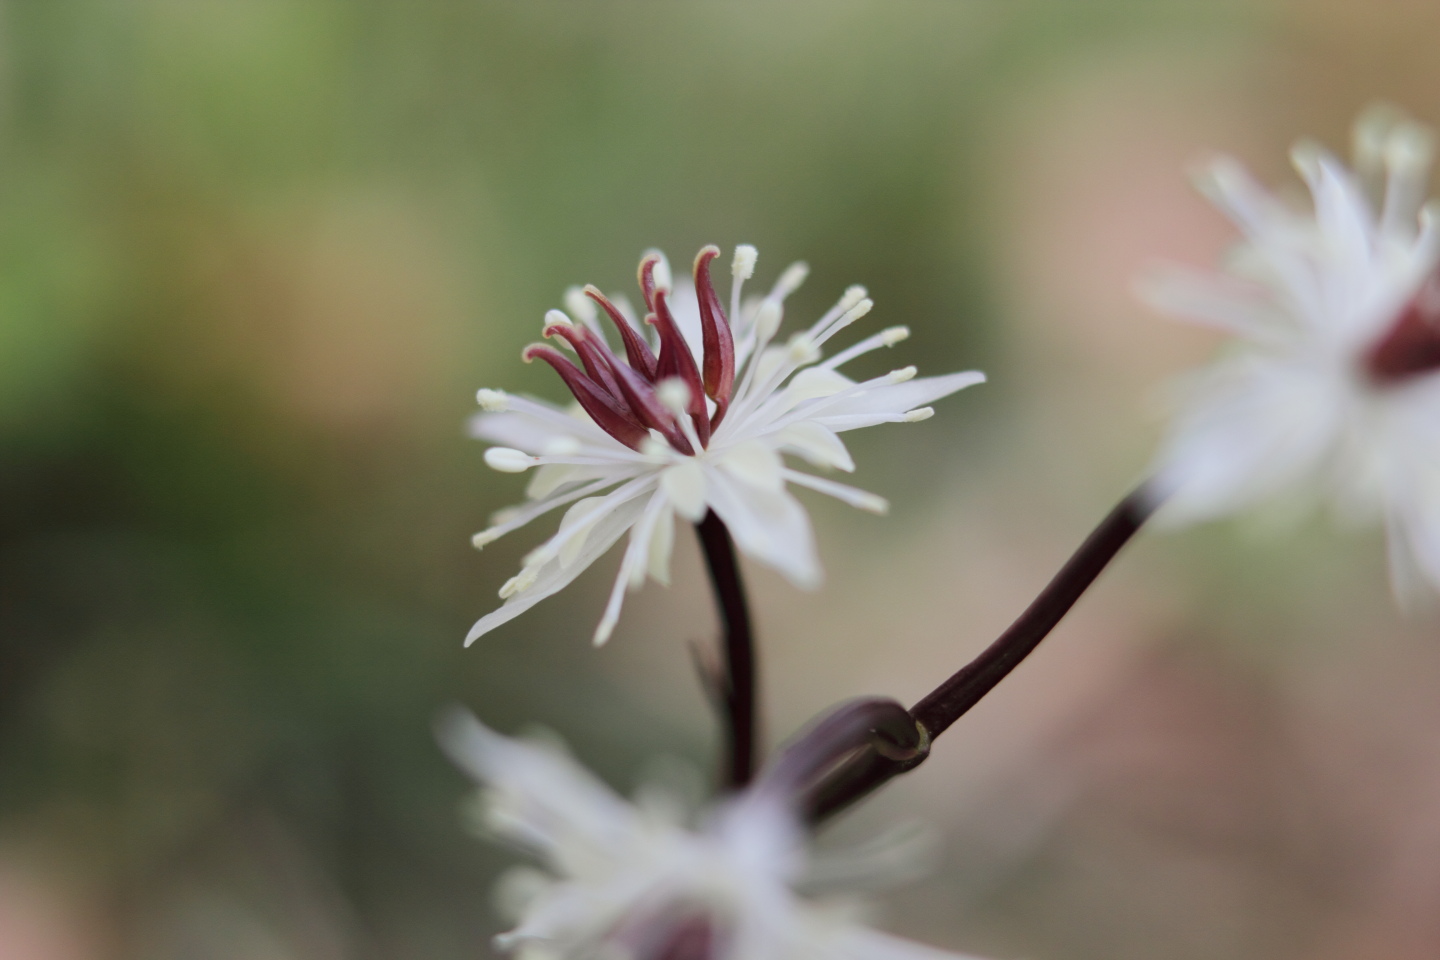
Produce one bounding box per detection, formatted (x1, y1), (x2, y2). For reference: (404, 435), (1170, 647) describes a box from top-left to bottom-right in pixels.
(6, 2), (1440, 959)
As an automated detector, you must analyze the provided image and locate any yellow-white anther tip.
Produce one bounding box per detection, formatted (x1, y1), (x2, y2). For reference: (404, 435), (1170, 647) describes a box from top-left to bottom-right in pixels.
(641, 434), (671, 459)
(564, 286), (597, 324)
(839, 285), (868, 311)
(755, 300), (784, 341)
(476, 388), (510, 411)
(787, 333), (820, 364)
(592, 621), (614, 647)
(777, 262), (809, 296)
(485, 447), (535, 473)
(857, 493), (890, 515)
(656, 378), (692, 416)
(887, 365), (918, 384)
(846, 298), (874, 321)
(732, 244), (758, 280)
(903, 406), (935, 422)
(472, 529), (501, 550)
(881, 326), (910, 346)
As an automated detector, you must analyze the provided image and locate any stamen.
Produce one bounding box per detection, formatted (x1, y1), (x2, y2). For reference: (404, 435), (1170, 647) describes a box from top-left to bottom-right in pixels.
(605, 355), (696, 455)
(586, 285), (659, 380)
(694, 245), (737, 419)
(522, 344), (649, 450)
(484, 447), (534, 473)
(732, 244), (757, 281)
(903, 407), (935, 422)
(543, 319), (627, 404)
(476, 388), (510, 411)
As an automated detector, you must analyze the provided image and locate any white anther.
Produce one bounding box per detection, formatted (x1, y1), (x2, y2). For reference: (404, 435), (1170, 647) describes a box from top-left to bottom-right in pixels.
(755, 299), (784, 341)
(1289, 140), (1325, 181)
(485, 447), (535, 473)
(732, 244), (758, 280)
(845, 298), (874, 322)
(886, 366), (918, 384)
(881, 326), (910, 346)
(542, 436), (581, 456)
(786, 333), (820, 364)
(775, 262), (809, 298)
(476, 388), (510, 411)
(1386, 121), (1435, 172)
(853, 491), (890, 514)
(903, 406), (935, 422)
(839, 285), (868, 311)
(472, 528), (503, 549)
(644, 249), (673, 292)
(563, 286), (597, 325)
(641, 433), (672, 459)
(657, 377), (692, 416)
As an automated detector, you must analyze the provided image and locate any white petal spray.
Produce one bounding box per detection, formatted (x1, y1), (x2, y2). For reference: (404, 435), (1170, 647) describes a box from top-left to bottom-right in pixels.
(1142, 106), (1440, 596)
(468, 245), (984, 645)
(438, 710), (991, 960)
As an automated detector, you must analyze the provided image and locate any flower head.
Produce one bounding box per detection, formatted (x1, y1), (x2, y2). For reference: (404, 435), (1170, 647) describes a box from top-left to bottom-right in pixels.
(1142, 106), (1440, 594)
(438, 710), (989, 960)
(469, 245), (983, 645)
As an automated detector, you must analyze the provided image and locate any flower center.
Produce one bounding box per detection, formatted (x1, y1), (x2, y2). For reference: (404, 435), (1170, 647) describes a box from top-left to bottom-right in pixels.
(521, 247), (738, 453)
(1364, 272), (1440, 385)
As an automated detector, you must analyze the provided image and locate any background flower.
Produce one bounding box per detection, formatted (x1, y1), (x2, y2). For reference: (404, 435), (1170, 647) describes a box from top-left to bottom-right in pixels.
(6, 5), (1440, 960)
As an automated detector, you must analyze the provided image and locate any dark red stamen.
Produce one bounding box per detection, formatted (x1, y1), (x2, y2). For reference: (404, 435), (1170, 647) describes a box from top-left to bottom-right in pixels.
(522, 344), (649, 450)
(586, 285), (659, 381)
(605, 350), (696, 455)
(694, 245), (736, 428)
(650, 289), (711, 447)
(543, 321), (628, 406)
(1365, 277), (1440, 384)
(638, 254), (662, 314)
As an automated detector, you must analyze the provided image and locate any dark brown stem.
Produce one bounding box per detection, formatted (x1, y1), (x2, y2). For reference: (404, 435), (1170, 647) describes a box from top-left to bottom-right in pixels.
(808, 484), (1157, 823)
(695, 510), (758, 790)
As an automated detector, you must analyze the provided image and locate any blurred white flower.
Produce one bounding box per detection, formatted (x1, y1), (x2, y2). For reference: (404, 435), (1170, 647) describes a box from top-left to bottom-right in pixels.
(438, 710), (989, 960)
(468, 245), (983, 645)
(1143, 106), (1440, 594)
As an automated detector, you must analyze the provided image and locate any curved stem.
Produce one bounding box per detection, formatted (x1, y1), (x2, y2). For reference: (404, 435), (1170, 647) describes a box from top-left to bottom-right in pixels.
(808, 484), (1158, 823)
(695, 510), (758, 790)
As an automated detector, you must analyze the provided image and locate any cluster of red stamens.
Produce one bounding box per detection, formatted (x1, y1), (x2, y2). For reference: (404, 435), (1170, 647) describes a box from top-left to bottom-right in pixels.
(1364, 275), (1440, 384)
(523, 246), (737, 454)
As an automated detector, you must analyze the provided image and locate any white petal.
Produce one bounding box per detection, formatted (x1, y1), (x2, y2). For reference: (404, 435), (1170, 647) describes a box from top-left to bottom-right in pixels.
(465, 486), (652, 645)
(434, 710), (639, 863)
(1151, 356), (1344, 524)
(808, 370), (986, 432)
(777, 421), (855, 472)
(718, 439), (786, 492)
(660, 459), (708, 521)
(646, 505), (676, 586)
(558, 497), (610, 568)
(705, 467), (821, 589)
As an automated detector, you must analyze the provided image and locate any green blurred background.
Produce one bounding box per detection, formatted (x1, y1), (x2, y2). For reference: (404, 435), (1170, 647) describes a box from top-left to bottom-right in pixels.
(6, 3), (1440, 959)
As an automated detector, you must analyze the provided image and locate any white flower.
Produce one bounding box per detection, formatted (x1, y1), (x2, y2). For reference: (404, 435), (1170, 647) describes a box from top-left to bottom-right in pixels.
(438, 711), (991, 960)
(1143, 106), (1440, 594)
(468, 245), (984, 645)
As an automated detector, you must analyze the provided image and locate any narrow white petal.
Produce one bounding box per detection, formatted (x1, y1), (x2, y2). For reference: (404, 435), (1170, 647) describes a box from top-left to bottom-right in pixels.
(783, 468), (888, 514)
(660, 459), (708, 521)
(803, 370), (986, 432)
(705, 467), (821, 589)
(777, 421), (855, 472)
(465, 486), (652, 645)
(718, 439), (786, 492)
(646, 505), (676, 586)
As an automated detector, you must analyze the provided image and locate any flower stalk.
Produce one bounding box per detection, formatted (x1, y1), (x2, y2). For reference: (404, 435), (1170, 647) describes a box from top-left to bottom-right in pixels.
(696, 509), (759, 790)
(807, 483), (1157, 822)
